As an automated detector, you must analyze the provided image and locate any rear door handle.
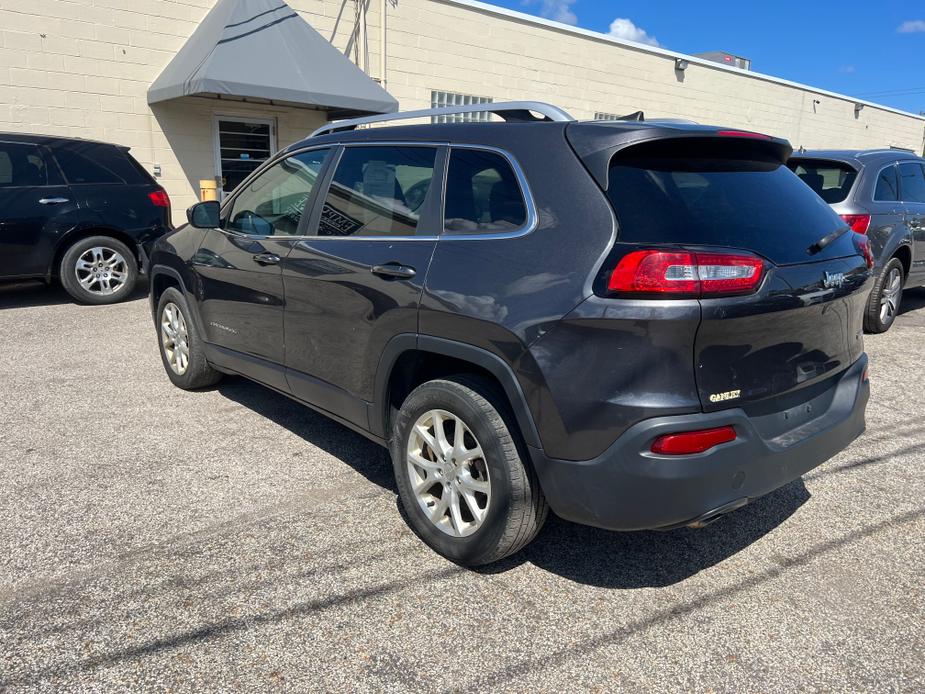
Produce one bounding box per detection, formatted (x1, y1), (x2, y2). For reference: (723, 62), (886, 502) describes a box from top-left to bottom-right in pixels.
(371, 263), (416, 279)
(252, 252), (281, 266)
(38, 197), (69, 205)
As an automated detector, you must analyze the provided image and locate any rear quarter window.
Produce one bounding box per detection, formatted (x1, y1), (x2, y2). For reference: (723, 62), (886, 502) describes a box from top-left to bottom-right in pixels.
(898, 162), (925, 203)
(54, 143), (149, 185)
(874, 165), (900, 202)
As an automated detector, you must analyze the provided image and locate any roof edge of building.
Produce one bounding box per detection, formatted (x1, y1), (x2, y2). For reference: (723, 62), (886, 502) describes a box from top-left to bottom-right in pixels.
(438, 0), (925, 123)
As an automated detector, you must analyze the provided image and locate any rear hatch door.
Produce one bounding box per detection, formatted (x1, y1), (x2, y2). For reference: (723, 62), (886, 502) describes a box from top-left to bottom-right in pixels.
(595, 132), (869, 410)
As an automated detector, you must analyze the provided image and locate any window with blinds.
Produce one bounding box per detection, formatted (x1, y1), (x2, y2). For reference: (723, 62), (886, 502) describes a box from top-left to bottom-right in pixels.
(430, 91), (494, 123)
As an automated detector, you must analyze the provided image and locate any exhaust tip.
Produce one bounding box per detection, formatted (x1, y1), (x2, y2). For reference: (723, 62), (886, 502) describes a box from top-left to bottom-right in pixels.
(686, 497), (749, 529)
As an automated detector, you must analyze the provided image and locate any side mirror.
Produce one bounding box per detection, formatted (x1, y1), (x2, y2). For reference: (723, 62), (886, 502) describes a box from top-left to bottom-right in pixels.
(187, 200), (220, 229)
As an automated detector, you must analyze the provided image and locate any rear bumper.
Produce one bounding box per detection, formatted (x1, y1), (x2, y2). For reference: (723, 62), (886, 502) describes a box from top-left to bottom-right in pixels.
(529, 354), (869, 531)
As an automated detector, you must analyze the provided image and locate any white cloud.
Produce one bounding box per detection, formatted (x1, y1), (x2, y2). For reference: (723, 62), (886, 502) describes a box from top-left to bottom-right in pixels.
(897, 19), (925, 33)
(607, 17), (660, 47)
(838, 64), (856, 74)
(524, 0), (578, 25)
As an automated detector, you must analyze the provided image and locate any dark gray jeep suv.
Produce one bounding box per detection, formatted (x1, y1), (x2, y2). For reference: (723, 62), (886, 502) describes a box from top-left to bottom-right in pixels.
(149, 102), (872, 565)
(789, 149), (925, 332)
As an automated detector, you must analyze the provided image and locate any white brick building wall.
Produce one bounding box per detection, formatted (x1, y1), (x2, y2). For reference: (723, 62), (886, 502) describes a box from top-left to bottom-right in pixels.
(1, 0), (922, 223)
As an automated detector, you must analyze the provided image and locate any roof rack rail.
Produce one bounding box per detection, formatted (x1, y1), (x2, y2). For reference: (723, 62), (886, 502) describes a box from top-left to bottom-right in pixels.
(310, 101), (575, 137)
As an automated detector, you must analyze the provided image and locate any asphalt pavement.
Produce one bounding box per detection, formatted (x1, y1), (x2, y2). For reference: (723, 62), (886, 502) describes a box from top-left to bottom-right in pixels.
(0, 280), (922, 692)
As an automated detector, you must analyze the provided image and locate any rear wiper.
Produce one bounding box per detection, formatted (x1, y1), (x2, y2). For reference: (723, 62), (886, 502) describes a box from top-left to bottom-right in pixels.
(808, 225), (851, 255)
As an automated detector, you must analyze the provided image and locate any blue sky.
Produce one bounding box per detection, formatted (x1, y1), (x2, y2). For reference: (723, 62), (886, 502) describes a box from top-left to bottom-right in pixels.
(480, 0), (925, 115)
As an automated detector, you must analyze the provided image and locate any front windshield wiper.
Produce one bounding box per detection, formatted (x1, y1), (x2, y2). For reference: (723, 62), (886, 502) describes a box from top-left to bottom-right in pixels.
(808, 225), (851, 255)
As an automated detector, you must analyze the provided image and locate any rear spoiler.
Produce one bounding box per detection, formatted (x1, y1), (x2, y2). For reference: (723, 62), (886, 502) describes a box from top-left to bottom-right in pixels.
(565, 121), (793, 190)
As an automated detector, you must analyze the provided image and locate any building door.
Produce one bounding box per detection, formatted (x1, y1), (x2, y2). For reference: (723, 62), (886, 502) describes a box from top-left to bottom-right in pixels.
(213, 116), (276, 199)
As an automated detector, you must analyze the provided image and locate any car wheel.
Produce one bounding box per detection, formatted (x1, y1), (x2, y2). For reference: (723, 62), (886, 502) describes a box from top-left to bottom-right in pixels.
(59, 236), (138, 305)
(156, 287), (222, 390)
(390, 375), (548, 566)
(864, 257), (904, 333)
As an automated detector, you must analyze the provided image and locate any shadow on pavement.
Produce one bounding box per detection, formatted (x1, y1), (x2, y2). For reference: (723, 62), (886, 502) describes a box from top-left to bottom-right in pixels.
(216, 378), (396, 492)
(487, 480), (809, 588)
(898, 286), (925, 316)
(217, 377), (810, 589)
(0, 279), (148, 309)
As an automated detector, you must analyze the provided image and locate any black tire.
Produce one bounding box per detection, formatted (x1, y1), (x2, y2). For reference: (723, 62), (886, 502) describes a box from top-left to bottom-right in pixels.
(390, 375), (548, 566)
(155, 287), (222, 390)
(864, 257), (904, 333)
(59, 235), (138, 305)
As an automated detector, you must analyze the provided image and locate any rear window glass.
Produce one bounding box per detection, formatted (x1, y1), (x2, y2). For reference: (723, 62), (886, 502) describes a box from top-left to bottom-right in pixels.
(874, 165), (900, 202)
(607, 140), (849, 265)
(54, 143), (148, 184)
(444, 149), (527, 232)
(789, 159), (858, 204)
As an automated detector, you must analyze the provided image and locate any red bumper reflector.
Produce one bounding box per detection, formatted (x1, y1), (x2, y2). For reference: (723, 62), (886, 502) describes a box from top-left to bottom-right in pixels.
(651, 425), (737, 455)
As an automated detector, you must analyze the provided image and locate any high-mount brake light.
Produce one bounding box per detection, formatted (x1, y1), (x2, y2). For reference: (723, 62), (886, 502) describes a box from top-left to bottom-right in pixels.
(651, 426), (737, 455)
(716, 129), (772, 140)
(608, 250), (765, 296)
(840, 213), (870, 234)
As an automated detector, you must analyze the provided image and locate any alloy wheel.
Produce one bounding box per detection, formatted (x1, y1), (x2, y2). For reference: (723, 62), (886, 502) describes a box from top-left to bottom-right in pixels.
(406, 409), (491, 537)
(161, 302), (190, 375)
(879, 267), (902, 325)
(74, 246), (129, 296)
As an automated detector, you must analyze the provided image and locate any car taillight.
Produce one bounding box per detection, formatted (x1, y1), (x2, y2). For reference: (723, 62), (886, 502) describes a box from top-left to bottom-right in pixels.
(651, 426), (737, 455)
(853, 233), (874, 269)
(148, 189), (171, 208)
(608, 250), (764, 297)
(840, 213), (870, 234)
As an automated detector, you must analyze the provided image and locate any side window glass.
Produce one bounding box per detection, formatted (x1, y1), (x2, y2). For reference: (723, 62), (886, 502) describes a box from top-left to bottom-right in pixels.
(316, 146), (437, 237)
(874, 165), (899, 202)
(226, 148), (330, 236)
(898, 162), (925, 203)
(444, 149), (527, 233)
(0, 143), (49, 187)
(55, 144), (124, 184)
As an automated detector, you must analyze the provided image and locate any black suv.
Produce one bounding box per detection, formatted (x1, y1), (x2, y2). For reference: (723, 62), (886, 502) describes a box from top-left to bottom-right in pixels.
(789, 149), (925, 332)
(150, 102), (872, 565)
(0, 133), (171, 304)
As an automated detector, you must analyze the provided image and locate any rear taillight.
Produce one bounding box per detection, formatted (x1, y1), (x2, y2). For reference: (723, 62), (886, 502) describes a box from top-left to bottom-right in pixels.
(608, 250), (764, 297)
(861, 365), (869, 383)
(651, 425), (737, 455)
(853, 233), (874, 269)
(840, 213), (870, 234)
(148, 189), (170, 208)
